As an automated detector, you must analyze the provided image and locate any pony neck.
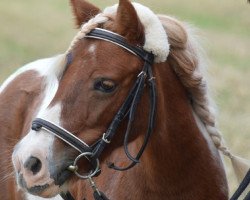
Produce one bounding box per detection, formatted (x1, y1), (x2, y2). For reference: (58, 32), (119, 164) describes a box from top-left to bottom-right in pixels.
(128, 61), (228, 199)
(68, 61), (228, 199)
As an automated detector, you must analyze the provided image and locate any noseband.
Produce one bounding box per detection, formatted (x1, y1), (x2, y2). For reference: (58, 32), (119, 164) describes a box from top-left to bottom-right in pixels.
(31, 28), (156, 200)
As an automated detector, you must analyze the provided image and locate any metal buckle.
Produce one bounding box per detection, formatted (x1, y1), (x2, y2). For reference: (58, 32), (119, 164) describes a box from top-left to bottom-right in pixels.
(68, 152), (100, 179)
(102, 133), (111, 144)
(148, 77), (156, 82)
(137, 71), (147, 78)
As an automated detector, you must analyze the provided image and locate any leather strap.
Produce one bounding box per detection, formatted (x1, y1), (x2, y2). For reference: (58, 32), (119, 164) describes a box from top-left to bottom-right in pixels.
(32, 28), (155, 168)
(244, 192), (250, 200)
(107, 57), (156, 171)
(91, 65), (148, 160)
(230, 169), (250, 200)
(86, 28), (154, 64)
(32, 119), (92, 153)
(32, 28), (156, 200)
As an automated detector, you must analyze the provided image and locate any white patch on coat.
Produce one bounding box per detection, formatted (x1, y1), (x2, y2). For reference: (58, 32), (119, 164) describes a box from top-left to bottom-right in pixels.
(88, 44), (96, 54)
(10, 54), (64, 191)
(0, 54), (64, 94)
(11, 54), (63, 164)
(2, 53), (63, 152)
(103, 2), (170, 63)
(13, 103), (62, 169)
(37, 104), (62, 124)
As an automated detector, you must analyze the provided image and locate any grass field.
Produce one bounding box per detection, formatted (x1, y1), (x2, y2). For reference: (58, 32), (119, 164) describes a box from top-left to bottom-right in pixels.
(0, 0), (249, 195)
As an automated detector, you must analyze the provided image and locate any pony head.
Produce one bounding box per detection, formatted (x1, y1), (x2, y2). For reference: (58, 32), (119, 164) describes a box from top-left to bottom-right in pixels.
(12, 0), (169, 198)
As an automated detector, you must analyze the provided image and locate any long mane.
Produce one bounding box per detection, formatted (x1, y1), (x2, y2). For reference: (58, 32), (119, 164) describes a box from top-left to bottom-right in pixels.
(160, 15), (224, 152)
(159, 15), (250, 183)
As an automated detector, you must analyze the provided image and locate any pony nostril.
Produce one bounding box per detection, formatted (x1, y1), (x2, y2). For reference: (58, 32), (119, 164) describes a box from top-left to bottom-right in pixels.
(24, 156), (42, 175)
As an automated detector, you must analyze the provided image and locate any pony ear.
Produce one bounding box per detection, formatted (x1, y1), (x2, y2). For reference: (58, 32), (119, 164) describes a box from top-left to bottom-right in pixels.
(113, 0), (144, 45)
(70, 0), (101, 28)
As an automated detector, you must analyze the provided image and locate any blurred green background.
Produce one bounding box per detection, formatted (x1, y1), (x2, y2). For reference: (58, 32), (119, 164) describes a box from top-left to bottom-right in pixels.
(0, 0), (249, 195)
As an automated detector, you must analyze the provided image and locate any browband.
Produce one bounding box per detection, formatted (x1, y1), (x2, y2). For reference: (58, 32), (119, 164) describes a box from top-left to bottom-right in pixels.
(85, 28), (154, 64)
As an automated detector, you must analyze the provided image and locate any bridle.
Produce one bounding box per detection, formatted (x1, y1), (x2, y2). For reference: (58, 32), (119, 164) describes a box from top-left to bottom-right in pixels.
(30, 27), (250, 200)
(29, 27), (250, 200)
(31, 28), (156, 200)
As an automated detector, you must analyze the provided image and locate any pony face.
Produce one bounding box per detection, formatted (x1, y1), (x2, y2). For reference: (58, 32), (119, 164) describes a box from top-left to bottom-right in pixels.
(8, 1), (238, 199)
(55, 39), (144, 141)
(11, 0), (151, 198)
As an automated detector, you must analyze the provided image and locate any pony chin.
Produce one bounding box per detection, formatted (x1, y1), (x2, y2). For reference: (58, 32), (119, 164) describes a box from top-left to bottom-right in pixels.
(33, 184), (60, 198)
(26, 182), (66, 198)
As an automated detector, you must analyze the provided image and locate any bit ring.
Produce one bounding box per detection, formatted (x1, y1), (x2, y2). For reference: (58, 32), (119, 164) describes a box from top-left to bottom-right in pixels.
(70, 152), (100, 179)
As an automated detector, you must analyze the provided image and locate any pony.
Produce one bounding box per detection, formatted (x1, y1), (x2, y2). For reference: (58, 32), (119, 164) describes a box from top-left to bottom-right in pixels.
(0, 0), (249, 199)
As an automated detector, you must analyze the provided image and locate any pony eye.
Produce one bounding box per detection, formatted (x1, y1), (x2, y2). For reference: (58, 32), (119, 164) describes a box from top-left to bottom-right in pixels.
(94, 79), (116, 93)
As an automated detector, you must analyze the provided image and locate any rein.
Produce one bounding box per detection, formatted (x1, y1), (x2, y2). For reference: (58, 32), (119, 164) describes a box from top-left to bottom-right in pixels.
(230, 170), (250, 200)
(31, 28), (156, 200)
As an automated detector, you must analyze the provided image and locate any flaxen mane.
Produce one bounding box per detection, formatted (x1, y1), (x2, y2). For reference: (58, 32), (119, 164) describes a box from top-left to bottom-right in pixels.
(159, 15), (250, 183)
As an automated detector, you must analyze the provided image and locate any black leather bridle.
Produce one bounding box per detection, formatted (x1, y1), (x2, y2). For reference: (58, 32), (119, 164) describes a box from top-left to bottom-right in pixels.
(31, 28), (156, 200)
(30, 28), (250, 200)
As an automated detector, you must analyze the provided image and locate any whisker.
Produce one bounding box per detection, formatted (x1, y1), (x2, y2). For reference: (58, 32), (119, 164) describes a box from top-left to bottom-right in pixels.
(0, 149), (14, 156)
(0, 159), (14, 166)
(0, 171), (15, 184)
(0, 168), (14, 177)
(0, 162), (13, 168)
